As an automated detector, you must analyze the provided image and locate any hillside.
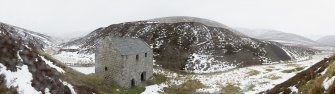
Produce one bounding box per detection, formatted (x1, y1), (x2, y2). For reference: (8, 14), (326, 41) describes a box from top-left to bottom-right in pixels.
(0, 22), (59, 50)
(60, 17), (318, 73)
(148, 16), (233, 30)
(263, 55), (335, 94)
(235, 28), (319, 47)
(0, 25), (76, 93)
(0, 23), (146, 94)
(317, 35), (335, 47)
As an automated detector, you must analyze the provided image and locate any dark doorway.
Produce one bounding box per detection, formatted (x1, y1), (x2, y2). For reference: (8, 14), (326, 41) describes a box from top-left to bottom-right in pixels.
(136, 54), (139, 61)
(141, 72), (146, 81)
(131, 79), (136, 87)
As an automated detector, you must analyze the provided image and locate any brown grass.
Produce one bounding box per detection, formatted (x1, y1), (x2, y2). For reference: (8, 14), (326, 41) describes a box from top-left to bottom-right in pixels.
(221, 83), (242, 94)
(281, 67), (305, 73)
(0, 75), (18, 94)
(163, 79), (205, 94)
(263, 55), (335, 94)
(39, 51), (146, 94)
(265, 68), (273, 72)
(247, 69), (261, 77)
(264, 74), (282, 80)
(151, 73), (168, 84)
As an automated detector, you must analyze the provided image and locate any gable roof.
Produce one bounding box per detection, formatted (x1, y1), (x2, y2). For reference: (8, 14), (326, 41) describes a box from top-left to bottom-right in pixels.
(104, 37), (151, 55)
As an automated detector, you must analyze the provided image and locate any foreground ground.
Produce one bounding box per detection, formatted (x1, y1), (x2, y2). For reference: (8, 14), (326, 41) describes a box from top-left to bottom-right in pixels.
(69, 53), (331, 94)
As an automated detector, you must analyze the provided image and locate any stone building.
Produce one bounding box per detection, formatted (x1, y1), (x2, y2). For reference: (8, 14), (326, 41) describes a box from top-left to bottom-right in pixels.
(95, 37), (153, 88)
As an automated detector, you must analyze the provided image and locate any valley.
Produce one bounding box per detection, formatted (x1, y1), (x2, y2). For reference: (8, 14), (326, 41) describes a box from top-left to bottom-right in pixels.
(1, 16), (335, 94)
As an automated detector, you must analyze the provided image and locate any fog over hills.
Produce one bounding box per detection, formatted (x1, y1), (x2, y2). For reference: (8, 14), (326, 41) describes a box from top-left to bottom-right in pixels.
(235, 28), (320, 47)
(317, 35), (335, 47)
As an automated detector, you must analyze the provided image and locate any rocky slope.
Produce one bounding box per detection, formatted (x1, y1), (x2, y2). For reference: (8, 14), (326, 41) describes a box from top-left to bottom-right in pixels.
(61, 17), (318, 73)
(264, 55), (335, 94)
(0, 22), (139, 94)
(317, 35), (335, 47)
(0, 24), (75, 93)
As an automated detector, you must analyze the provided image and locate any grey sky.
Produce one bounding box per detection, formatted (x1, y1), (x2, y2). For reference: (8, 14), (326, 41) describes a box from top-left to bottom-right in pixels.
(0, 0), (334, 40)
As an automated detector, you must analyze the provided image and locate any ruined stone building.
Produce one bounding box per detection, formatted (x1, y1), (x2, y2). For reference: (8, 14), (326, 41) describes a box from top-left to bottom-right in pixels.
(95, 37), (153, 88)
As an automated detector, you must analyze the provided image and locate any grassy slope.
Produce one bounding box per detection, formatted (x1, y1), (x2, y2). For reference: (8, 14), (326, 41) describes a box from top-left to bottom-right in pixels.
(263, 55), (335, 94)
(40, 52), (145, 94)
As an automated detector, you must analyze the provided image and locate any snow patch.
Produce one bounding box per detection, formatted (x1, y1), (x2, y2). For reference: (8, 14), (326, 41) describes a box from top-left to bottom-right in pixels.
(321, 68), (328, 75)
(60, 80), (77, 94)
(17, 50), (23, 62)
(63, 45), (80, 49)
(323, 76), (335, 90)
(54, 52), (94, 66)
(141, 84), (167, 94)
(45, 88), (51, 94)
(70, 66), (95, 75)
(288, 85), (298, 93)
(0, 64), (41, 94)
(185, 53), (236, 73)
(196, 88), (221, 93)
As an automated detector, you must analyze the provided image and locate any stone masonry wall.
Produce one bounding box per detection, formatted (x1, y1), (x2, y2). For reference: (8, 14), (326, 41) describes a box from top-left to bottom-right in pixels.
(96, 38), (153, 88)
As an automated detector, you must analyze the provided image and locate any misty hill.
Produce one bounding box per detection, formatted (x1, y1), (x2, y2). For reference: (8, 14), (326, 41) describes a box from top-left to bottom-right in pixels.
(148, 16), (232, 29)
(235, 28), (319, 47)
(61, 17), (318, 73)
(0, 22), (59, 50)
(317, 35), (335, 47)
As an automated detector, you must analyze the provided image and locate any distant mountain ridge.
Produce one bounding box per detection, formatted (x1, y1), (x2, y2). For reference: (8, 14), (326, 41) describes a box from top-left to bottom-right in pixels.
(149, 16), (230, 28)
(317, 35), (335, 47)
(61, 17), (318, 73)
(0, 22), (59, 50)
(235, 28), (319, 47)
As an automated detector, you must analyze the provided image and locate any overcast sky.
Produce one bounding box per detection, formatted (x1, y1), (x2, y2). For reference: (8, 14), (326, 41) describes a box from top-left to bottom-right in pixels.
(1, 0), (334, 40)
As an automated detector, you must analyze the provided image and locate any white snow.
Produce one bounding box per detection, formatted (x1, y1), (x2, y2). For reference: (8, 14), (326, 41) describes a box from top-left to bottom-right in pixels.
(41, 56), (65, 73)
(63, 45), (80, 49)
(45, 88), (51, 94)
(323, 76), (335, 90)
(196, 88), (221, 93)
(141, 84), (167, 94)
(0, 64), (41, 94)
(321, 68), (328, 75)
(60, 80), (77, 94)
(53, 52), (94, 66)
(185, 53), (236, 73)
(17, 50), (23, 62)
(70, 66), (95, 74)
(288, 85), (298, 93)
(146, 53), (331, 93)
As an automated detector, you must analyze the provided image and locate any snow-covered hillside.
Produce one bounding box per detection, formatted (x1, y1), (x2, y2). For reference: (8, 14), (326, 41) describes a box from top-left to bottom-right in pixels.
(264, 54), (335, 94)
(59, 16), (319, 73)
(0, 22), (59, 50)
(0, 27), (76, 94)
(142, 53), (332, 94)
(148, 16), (235, 31)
